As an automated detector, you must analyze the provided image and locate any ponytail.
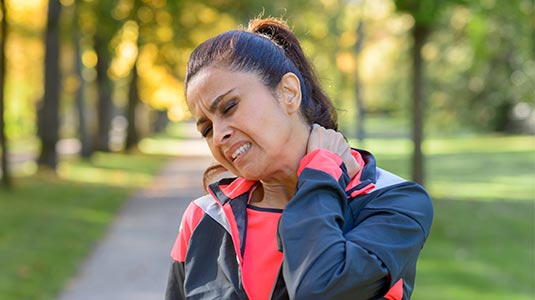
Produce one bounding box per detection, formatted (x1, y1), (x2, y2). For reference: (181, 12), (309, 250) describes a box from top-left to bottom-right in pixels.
(247, 18), (338, 130)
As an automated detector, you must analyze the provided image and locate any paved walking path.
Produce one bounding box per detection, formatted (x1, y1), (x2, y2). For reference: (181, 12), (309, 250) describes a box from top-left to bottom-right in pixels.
(58, 154), (214, 300)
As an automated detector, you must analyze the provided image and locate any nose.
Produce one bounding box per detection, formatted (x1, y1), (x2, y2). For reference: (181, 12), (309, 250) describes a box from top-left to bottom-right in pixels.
(212, 120), (232, 146)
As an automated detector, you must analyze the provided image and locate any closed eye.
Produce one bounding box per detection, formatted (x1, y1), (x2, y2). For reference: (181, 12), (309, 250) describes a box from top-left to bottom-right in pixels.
(222, 99), (237, 114)
(201, 125), (212, 138)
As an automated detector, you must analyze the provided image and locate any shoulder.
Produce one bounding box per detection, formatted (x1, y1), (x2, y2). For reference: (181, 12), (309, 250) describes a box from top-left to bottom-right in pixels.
(183, 195), (211, 226)
(373, 168), (407, 190)
(170, 195), (211, 262)
(352, 168), (434, 236)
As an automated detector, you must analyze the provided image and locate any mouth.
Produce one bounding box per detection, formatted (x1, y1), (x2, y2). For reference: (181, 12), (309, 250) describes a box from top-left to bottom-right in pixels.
(231, 143), (251, 161)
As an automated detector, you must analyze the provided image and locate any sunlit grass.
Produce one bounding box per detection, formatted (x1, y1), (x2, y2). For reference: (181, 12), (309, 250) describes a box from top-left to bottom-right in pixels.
(57, 152), (164, 187)
(412, 199), (534, 300)
(138, 137), (210, 157)
(348, 134), (535, 299)
(0, 152), (167, 300)
(424, 135), (535, 154)
(350, 135), (535, 202)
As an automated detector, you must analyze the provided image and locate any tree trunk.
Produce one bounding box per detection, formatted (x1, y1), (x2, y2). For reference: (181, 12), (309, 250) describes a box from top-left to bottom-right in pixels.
(125, 63), (139, 150)
(0, 0), (10, 187)
(410, 25), (429, 186)
(153, 110), (169, 133)
(38, 0), (62, 170)
(354, 20), (366, 144)
(72, 3), (92, 158)
(94, 34), (112, 152)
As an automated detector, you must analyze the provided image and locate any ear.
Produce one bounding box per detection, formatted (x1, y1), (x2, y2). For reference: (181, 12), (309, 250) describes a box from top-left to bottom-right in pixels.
(277, 72), (302, 114)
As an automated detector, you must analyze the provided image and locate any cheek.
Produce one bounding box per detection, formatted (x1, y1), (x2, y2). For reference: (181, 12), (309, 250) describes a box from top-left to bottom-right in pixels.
(259, 112), (293, 141)
(248, 102), (285, 130)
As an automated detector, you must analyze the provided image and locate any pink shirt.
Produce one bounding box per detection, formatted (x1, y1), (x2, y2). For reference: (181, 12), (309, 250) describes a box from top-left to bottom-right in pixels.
(242, 206), (284, 300)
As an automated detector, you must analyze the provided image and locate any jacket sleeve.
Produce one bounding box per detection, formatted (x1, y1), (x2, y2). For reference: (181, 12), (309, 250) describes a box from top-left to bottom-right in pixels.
(277, 149), (432, 300)
(165, 261), (186, 300)
(165, 201), (206, 300)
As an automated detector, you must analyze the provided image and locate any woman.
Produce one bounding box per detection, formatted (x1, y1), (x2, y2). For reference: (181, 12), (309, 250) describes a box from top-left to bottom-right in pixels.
(166, 17), (433, 300)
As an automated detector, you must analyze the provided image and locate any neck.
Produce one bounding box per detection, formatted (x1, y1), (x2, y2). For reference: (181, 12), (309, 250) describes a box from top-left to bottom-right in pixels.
(250, 118), (311, 209)
(250, 176), (297, 209)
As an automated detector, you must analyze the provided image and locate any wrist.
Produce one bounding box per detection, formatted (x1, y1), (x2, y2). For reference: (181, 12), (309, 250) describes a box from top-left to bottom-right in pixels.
(297, 149), (344, 179)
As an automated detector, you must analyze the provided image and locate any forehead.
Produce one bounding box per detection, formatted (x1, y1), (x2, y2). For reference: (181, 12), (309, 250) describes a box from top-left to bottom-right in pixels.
(186, 67), (232, 101)
(186, 67), (264, 115)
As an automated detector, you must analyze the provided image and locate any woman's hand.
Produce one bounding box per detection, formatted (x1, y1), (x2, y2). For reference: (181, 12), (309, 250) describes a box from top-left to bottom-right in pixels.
(307, 124), (360, 179)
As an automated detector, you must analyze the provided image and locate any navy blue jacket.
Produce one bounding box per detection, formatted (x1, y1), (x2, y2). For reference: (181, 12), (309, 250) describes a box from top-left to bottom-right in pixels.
(166, 149), (434, 300)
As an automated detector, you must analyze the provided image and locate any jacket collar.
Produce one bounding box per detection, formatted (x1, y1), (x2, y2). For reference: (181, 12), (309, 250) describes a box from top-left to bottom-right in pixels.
(207, 148), (378, 203)
(208, 177), (257, 205)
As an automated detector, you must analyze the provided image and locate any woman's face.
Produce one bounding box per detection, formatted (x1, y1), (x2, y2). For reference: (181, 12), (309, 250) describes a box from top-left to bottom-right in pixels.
(186, 66), (308, 181)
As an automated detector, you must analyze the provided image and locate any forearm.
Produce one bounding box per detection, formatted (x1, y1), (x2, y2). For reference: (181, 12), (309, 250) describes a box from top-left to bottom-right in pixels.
(279, 167), (389, 299)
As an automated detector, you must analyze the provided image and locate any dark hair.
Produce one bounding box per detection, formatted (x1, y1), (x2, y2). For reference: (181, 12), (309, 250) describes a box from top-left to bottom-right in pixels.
(185, 18), (338, 189)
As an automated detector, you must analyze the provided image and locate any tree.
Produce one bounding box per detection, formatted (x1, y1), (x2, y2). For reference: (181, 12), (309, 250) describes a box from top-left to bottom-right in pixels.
(71, 1), (92, 158)
(124, 0), (142, 150)
(0, 0), (9, 187)
(353, 19), (366, 143)
(92, 0), (120, 152)
(37, 0), (62, 170)
(409, 21), (428, 186)
(393, 0), (465, 185)
(94, 32), (113, 152)
(450, 1), (533, 132)
(125, 61), (139, 149)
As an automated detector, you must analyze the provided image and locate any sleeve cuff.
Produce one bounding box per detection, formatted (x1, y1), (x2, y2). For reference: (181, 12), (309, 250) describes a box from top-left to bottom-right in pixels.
(297, 149), (344, 180)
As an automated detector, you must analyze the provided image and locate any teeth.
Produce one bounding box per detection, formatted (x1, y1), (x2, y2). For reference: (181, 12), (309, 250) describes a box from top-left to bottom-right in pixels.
(232, 143), (251, 160)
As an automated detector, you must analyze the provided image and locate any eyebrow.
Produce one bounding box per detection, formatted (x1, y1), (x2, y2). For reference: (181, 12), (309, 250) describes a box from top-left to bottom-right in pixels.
(195, 88), (235, 127)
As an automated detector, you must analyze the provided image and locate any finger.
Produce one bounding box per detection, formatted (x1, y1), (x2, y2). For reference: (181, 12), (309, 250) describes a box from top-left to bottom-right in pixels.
(307, 124), (326, 152)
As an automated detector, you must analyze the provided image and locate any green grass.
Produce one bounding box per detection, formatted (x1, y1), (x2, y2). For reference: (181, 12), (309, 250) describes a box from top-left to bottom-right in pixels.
(353, 135), (535, 202)
(350, 134), (535, 300)
(414, 199), (534, 300)
(0, 152), (168, 300)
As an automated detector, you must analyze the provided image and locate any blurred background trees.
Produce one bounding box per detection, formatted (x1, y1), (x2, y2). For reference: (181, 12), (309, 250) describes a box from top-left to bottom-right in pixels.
(0, 0), (533, 187)
(0, 0), (8, 187)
